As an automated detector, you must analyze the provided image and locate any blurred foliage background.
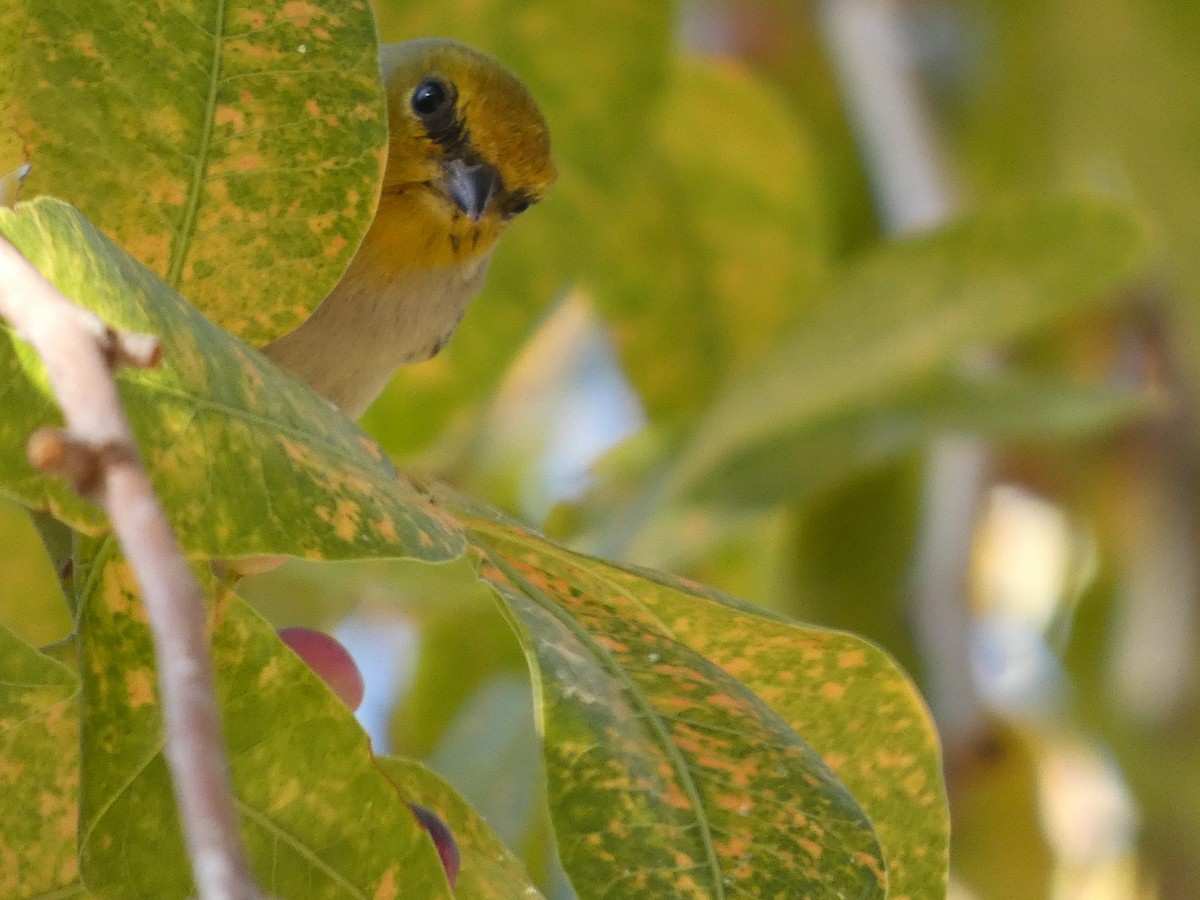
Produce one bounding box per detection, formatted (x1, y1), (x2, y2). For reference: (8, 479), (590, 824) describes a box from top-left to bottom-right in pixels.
(4, 0), (1200, 897)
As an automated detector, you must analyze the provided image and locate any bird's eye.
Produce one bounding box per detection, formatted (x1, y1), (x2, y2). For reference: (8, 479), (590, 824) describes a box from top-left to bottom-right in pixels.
(505, 195), (535, 219)
(411, 77), (453, 118)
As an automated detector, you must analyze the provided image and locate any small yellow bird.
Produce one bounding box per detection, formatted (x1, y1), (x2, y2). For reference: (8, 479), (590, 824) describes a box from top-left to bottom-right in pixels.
(265, 39), (555, 419)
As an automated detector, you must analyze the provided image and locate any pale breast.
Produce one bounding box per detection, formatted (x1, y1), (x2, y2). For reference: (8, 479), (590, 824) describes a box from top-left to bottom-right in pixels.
(263, 254), (491, 419)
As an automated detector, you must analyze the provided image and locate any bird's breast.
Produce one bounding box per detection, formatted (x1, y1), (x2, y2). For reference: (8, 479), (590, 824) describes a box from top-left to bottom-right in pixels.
(263, 254), (491, 419)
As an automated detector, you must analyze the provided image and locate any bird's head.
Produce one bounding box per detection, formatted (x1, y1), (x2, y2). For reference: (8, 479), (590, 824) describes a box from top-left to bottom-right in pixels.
(376, 39), (555, 270)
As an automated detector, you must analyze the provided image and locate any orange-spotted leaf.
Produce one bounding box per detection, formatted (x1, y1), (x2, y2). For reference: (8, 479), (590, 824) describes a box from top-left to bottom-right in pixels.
(0, 197), (463, 564)
(458, 508), (889, 898)
(3, 0), (387, 345)
(0, 623), (82, 899)
(604, 563), (949, 898)
(75, 537), (452, 898)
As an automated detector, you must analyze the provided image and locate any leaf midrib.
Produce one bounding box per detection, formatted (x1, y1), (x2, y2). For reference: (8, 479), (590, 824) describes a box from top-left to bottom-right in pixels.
(167, 0), (227, 288)
(477, 536), (728, 899)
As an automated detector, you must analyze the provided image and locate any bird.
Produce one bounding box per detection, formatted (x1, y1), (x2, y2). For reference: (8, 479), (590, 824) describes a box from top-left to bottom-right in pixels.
(264, 39), (555, 420)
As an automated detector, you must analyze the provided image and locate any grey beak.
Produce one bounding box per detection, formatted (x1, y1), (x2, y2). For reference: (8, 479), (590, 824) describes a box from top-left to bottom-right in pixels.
(444, 158), (501, 222)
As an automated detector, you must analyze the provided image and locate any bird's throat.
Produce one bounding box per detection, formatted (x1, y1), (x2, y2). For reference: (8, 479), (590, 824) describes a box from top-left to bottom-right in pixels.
(263, 253), (490, 419)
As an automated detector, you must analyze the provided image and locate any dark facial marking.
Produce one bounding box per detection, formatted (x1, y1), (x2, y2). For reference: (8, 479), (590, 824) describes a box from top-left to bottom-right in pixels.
(411, 75), (470, 157)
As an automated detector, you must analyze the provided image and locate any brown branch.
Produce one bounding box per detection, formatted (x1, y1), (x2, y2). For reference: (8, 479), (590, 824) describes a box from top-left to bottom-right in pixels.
(0, 236), (263, 899)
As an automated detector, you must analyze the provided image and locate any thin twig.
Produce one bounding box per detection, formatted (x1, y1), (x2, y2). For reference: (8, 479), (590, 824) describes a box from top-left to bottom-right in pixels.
(0, 236), (263, 900)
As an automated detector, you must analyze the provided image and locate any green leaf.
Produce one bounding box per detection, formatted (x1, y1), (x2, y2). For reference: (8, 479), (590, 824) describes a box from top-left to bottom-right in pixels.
(781, 461), (925, 677)
(666, 196), (1151, 509)
(593, 55), (833, 419)
(0, 0), (28, 176)
(449, 497), (890, 898)
(0, 622), (83, 899)
(0, 197), (462, 564)
(75, 538), (452, 899)
(691, 371), (1151, 509)
(955, 2), (1200, 446)
(752, 6), (878, 258)
(4, 0), (386, 344)
(375, 756), (544, 900)
(907, 371), (1149, 438)
(0, 502), (69, 647)
(571, 365), (1145, 571)
(604, 563), (949, 898)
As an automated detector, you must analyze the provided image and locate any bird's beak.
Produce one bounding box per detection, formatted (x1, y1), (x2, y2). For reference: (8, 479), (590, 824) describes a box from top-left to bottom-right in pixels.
(444, 158), (501, 222)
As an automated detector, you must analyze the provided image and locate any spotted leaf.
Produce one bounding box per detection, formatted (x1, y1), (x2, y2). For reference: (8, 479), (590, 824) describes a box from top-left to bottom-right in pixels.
(0, 197), (463, 564)
(3, 0), (386, 344)
(0, 623), (83, 899)
(605, 564), (949, 899)
(455, 504), (889, 899)
(75, 538), (452, 898)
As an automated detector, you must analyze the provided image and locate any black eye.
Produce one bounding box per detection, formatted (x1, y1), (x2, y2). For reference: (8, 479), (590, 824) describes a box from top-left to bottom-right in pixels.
(507, 197), (534, 218)
(411, 77), (452, 118)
